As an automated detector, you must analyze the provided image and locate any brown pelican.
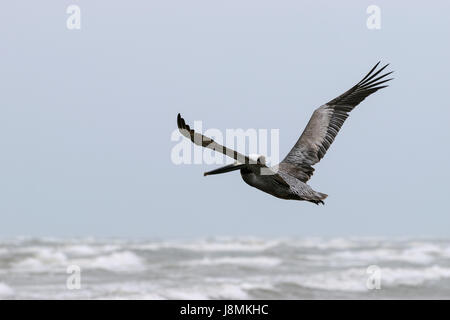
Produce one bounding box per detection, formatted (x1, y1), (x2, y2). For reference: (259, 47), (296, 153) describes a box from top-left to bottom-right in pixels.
(177, 62), (393, 204)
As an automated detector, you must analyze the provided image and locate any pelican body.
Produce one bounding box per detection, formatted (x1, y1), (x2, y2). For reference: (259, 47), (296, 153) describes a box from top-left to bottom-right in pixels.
(177, 62), (393, 205)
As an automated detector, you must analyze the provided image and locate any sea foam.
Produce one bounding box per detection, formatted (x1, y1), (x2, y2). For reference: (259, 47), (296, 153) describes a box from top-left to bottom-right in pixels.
(0, 283), (14, 297)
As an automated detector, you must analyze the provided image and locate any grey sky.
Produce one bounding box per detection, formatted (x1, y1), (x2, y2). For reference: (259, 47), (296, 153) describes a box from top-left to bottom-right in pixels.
(0, 1), (449, 238)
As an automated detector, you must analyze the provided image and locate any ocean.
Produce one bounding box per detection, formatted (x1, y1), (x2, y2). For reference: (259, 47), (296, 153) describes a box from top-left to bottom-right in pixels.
(0, 237), (449, 299)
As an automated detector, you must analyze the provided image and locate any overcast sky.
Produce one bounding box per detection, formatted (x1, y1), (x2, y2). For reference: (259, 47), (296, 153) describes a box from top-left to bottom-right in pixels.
(1, 1), (449, 238)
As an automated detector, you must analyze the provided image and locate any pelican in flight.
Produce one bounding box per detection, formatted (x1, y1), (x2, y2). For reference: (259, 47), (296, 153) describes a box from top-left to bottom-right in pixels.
(177, 62), (393, 204)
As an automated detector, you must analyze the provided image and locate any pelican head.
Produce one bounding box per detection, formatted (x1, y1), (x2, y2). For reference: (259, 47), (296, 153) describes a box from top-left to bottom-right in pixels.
(203, 154), (266, 176)
(249, 153), (266, 165)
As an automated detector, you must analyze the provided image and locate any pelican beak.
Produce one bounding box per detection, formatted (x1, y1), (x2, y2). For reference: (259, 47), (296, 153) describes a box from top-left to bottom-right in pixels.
(204, 163), (246, 176)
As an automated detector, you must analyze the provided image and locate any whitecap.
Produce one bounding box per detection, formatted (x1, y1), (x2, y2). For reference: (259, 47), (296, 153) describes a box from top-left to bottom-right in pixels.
(134, 238), (280, 252)
(182, 256), (281, 268)
(76, 251), (145, 272)
(0, 282), (14, 297)
(160, 283), (250, 300)
(291, 237), (359, 250)
(62, 244), (119, 256)
(279, 265), (450, 292)
(381, 265), (450, 286)
(12, 248), (68, 272)
(62, 245), (99, 256)
(330, 248), (434, 265)
(282, 268), (369, 292)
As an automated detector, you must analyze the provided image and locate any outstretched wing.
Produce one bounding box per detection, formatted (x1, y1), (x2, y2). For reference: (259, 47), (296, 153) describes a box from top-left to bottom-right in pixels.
(177, 113), (252, 164)
(280, 62), (393, 183)
(178, 113), (290, 186)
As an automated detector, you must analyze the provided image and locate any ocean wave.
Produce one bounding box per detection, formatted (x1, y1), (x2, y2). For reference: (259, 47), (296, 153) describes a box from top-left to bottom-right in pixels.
(381, 265), (450, 286)
(302, 242), (450, 266)
(68, 276), (276, 299)
(12, 248), (68, 272)
(2, 237), (450, 299)
(291, 237), (360, 250)
(283, 269), (369, 292)
(0, 283), (14, 298)
(62, 245), (101, 256)
(85, 281), (254, 300)
(10, 248), (145, 273)
(130, 236), (371, 252)
(62, 244), (120, 256)
(280, 265), (450, 292)
(75, 251), (145, 272)
(443, 247), (450, 258)
(182, 256), (281, 268)
(133, 238), (280, 253)
(329, 248), (434, 265)
(408, 243), (450, 259)
(160, 284), (250, 300)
